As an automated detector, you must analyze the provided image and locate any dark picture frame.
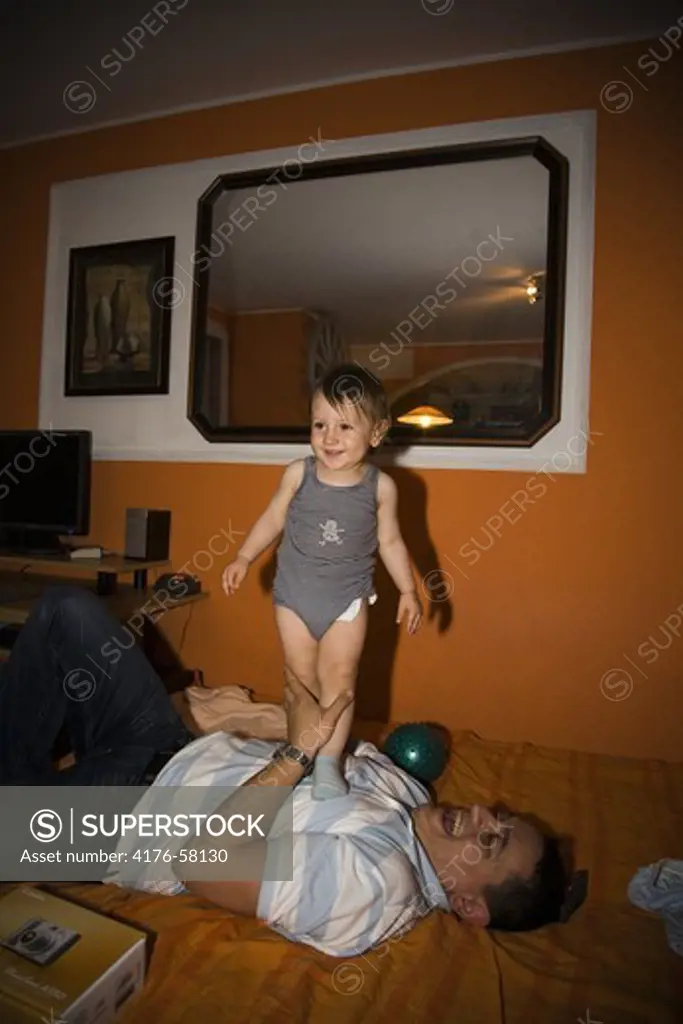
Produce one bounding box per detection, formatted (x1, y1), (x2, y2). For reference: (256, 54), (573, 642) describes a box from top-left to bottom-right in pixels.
(64, 236), (175, 396)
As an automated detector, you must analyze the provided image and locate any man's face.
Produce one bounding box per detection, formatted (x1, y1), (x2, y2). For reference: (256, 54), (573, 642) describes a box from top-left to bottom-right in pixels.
(411, 803), (543, 926)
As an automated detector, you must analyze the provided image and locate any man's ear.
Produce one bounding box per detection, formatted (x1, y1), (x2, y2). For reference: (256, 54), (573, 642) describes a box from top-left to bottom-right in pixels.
(450, 892), (490, 927)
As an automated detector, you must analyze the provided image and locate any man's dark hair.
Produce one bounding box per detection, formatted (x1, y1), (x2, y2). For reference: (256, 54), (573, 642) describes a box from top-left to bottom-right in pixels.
(483, 834), (567, 931)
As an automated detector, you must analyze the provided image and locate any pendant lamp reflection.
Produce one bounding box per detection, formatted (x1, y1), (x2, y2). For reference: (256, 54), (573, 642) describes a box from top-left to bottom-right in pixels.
(396, 405), (454, 428)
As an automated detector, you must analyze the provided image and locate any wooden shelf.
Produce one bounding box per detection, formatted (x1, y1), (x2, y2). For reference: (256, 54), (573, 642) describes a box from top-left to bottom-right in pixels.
(0, 561), (208, 693)
(0, 570), (208, 626)
(0, 552), (171, 575)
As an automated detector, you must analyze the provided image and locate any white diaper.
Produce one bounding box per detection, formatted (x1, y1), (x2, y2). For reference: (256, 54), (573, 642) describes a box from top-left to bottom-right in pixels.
(336, 593), (377, 623)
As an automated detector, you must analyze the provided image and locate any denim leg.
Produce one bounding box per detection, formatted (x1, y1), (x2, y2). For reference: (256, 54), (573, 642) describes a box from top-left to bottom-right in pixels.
(0, 585), (189, 785)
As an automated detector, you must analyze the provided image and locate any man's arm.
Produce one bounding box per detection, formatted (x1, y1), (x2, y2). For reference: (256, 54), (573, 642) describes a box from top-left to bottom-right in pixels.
(177, 756), (306, 917)
(176, 671), (353, 916)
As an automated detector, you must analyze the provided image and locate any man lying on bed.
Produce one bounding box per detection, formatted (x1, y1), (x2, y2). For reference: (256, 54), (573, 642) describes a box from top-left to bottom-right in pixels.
(0, 586), (572, 957)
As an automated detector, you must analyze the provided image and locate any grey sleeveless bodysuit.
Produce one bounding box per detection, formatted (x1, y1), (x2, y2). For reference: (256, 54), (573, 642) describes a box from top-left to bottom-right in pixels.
(273, 456), (379, 640)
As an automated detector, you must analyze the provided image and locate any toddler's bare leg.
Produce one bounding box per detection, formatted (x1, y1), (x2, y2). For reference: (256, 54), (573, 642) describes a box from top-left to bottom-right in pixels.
(275, 606), (319, 705)
(312, 602), (368, 800)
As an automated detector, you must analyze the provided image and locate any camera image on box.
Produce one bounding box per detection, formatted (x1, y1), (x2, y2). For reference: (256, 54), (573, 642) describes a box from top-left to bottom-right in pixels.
(0, 917), (81, 966)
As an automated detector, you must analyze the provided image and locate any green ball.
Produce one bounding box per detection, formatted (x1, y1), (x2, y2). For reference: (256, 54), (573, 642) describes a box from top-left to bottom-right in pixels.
(382, 723), (448, 783)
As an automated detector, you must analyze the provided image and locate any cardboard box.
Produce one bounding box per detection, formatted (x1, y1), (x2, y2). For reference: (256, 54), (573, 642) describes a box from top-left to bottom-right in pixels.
(0, 886), (152, 1024)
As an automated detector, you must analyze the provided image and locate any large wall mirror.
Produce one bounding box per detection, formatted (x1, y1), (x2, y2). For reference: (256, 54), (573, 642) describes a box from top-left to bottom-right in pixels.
(188, 138), (568, 447)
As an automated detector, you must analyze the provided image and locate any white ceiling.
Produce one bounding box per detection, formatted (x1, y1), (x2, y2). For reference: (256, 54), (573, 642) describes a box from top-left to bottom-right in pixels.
(0, 0), (677, 149)
(208, 154), (549, 341)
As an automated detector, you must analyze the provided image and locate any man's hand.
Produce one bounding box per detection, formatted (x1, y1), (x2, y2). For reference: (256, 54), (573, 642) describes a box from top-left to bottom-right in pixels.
(283, 667), (354, 758)
(396, 591), (423, 634)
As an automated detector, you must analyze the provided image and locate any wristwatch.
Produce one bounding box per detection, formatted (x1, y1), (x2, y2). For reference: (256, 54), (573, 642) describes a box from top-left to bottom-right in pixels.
(272, 742), (314, 775)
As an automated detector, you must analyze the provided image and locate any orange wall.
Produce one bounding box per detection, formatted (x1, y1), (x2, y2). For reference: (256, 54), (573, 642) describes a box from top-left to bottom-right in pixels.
(409, 342), (543, 379)
(1, 41), (682, 760)
(227, 310), (308, 425)
(358, 342), (544, 386)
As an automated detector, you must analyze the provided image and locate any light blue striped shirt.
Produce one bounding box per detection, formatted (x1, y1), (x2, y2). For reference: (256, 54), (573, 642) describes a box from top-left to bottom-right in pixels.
(108, 732), (450, 956)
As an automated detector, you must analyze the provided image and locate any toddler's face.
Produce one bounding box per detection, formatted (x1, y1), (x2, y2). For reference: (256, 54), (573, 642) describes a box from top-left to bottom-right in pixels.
(310, 393), (381, 471)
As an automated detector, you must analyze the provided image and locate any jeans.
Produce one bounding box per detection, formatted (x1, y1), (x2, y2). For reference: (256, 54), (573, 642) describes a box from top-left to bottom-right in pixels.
(0, 585), (191, 785)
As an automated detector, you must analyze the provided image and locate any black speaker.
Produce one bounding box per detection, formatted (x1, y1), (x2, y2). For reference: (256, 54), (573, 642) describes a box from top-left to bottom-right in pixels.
(124, 508), (171, 561)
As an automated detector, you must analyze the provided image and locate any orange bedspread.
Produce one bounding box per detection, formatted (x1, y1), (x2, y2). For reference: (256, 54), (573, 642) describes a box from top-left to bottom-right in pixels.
(17, 728), (683, 1023)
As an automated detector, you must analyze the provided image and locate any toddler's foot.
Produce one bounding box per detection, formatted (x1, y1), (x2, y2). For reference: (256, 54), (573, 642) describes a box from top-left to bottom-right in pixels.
(312, 755), (349, 800)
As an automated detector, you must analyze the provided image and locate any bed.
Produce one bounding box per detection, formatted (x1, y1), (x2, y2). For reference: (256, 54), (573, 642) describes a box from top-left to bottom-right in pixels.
(6, 722), (683, 1023)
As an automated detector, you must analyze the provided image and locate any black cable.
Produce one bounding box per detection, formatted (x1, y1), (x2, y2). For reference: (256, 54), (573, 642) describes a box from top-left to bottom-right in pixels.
(177, 605), (193, 654)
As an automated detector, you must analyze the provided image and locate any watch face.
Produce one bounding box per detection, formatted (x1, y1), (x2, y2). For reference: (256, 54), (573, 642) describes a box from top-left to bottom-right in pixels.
(278, 744), (311, 770)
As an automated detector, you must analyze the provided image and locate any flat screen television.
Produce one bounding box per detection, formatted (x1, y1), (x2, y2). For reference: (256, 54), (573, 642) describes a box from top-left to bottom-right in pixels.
(0, 429), (92, 553)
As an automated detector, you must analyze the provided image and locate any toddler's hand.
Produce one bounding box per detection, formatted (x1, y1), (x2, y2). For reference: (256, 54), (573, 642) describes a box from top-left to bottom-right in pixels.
(222, 556), (249, 596)
(396, 591), (423, 635)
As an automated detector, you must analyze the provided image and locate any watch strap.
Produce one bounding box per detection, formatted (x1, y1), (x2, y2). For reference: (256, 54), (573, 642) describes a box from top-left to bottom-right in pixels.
(273, 742), (314, 774)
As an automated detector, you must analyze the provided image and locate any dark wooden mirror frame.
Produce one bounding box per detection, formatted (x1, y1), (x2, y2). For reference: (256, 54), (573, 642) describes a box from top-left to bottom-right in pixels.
(187, 136), (568, 447)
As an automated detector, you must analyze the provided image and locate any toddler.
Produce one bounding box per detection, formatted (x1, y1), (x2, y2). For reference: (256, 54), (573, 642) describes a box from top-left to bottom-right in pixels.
(222, 364), (422, 799)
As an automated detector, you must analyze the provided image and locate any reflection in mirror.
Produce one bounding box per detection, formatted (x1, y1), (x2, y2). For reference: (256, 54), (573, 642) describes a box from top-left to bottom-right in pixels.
(189, 139), (567, 446)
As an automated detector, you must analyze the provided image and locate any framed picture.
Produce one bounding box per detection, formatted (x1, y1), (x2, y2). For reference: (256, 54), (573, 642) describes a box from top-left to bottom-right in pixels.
(64, 236), (175, 396)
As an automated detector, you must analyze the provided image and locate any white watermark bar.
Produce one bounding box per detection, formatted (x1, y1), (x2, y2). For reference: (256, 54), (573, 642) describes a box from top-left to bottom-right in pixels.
(1, 786), (293, 884)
